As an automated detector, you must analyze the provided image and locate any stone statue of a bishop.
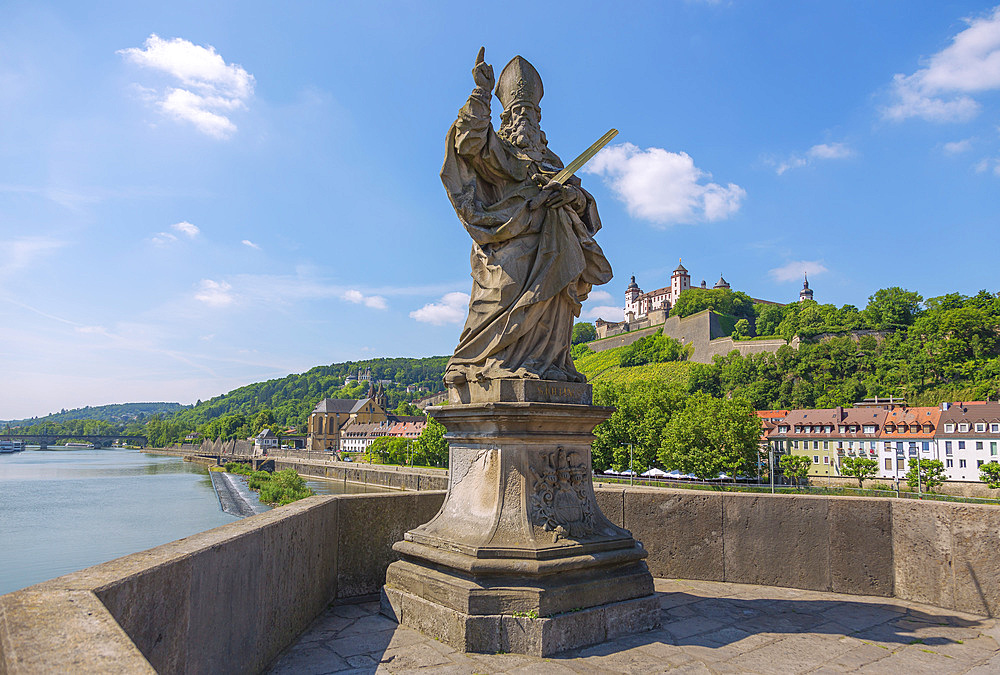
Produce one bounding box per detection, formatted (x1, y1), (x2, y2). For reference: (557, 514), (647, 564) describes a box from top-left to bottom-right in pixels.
(441, 48), (613, 387)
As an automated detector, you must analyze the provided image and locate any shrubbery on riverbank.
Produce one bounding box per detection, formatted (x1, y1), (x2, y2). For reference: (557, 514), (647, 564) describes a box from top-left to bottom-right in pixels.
(225, 462), (314, 506)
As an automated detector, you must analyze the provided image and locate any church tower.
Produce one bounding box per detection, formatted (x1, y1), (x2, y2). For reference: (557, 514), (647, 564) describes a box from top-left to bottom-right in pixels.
(799, 273), (814, 302)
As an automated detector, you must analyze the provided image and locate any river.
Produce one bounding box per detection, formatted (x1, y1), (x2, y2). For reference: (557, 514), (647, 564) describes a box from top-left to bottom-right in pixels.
(0, 447), (385, 595)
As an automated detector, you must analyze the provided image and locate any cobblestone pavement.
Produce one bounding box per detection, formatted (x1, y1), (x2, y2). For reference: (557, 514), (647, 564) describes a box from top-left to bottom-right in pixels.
(267, 579), (1000, 674)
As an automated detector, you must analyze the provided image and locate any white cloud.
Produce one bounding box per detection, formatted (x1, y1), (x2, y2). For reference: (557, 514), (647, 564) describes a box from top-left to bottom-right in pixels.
(172, 221), (199, 237)
(151, 232), (177, 245)
(586, 290), (614, 304)
(241, 239), (260, 249)
(119, 34), (255, 138)
(808, 143), (853, 160)
(194, 279), (234, 306)
(341, 289), (387, 310)
(943, 138), (974, 154)
(976, 157), (1000, 175)
(410, 292), (470, 325)
(581, 305), (624, 322)
(883, 7), (1000, 122)
(0, 237), (66, 276)
(768, 260), (829, 283)
(772, 143), (854, 175)
(584, 143), (745, 226)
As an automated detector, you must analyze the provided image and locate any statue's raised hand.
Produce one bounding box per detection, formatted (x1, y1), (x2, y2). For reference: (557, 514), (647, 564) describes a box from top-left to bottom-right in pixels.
(472, 46), (495, 91)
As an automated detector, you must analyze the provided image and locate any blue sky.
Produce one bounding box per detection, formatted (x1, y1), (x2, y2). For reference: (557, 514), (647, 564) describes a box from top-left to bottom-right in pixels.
(2, 1), (1000, 419)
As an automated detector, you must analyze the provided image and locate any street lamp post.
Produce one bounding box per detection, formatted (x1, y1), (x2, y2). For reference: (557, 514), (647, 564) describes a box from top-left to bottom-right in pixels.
(770, 443), (775, 494)
(630, 444), (634, 487)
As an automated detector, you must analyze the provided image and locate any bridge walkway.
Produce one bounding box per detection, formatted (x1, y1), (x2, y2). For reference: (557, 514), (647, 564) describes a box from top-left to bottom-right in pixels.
(267, 578), (1000, 674)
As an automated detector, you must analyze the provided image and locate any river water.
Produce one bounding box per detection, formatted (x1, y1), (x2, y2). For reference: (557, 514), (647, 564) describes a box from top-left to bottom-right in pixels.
(0, 447), (385, 595)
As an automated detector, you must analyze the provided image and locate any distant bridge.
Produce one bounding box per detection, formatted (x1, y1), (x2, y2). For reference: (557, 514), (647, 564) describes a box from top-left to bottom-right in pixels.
(2, 434), (148, 449)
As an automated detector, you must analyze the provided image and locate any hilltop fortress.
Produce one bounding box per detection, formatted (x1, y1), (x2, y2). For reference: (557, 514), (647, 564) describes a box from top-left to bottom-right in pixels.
(591, 260), (814, 363)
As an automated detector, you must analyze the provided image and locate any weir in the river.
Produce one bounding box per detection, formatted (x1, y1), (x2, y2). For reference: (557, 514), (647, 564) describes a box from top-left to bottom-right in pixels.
(209, 470), (267, 518)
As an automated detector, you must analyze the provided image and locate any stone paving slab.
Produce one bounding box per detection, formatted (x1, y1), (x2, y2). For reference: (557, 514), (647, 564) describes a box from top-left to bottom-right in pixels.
(267, 579), (1000, 674)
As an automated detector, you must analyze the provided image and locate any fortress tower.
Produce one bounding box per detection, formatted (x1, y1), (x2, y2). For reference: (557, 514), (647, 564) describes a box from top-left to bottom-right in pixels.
(670, 259), (691, 302)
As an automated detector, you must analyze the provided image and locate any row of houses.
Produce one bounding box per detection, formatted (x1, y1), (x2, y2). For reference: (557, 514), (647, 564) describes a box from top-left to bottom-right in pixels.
(760, 400), (1000, 482)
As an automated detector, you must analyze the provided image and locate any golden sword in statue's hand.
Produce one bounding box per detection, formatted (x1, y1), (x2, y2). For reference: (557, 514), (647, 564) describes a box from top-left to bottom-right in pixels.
(551, 128), (619, 185)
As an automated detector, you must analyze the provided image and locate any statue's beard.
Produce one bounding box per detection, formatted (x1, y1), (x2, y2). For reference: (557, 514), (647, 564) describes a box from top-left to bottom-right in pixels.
(499, 119), (545, 151)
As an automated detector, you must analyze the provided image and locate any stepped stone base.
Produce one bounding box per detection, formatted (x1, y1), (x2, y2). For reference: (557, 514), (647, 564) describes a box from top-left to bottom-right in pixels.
(382, 382), (658, 655)
(382, 571), (660, 656)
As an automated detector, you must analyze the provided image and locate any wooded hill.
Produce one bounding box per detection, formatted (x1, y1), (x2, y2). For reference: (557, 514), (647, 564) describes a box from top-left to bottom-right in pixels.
(170, 356), (449, 436)
(578, 287), (1000, 410)
(2, 402), (186, 427)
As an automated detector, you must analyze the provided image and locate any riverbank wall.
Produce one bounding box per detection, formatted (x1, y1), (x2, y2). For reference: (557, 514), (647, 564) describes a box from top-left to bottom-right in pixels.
(142, 449), (450, 491)
(4, 488), (1000, 671)
(273, 458), (449, 491)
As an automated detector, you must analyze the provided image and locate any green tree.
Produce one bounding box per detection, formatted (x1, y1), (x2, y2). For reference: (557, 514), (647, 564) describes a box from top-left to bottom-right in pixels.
(863, 287), (923, 329)
(905, 458), (947, 492)
(779, 454), (812, 486)
(365, 437), (412, 465)
(592, 382), (686, 473)
(394, 401), (423, 417)
(572, 322), (597, 345)
(840, 456), (879, 488)
(658, 393), (761, 481)
(980, 461), (1000, 489)
(732, 318), (750, 339)
(670, 288), (755, 319)
(618, 330), (685, 367)
(413, 418), (448, 467)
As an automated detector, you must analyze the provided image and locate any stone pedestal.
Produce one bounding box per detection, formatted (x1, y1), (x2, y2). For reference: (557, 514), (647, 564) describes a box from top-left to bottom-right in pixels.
(382, 380), (659, 656)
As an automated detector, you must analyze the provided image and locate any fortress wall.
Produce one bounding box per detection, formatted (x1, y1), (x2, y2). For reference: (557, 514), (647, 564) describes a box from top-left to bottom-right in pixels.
(587, 310), (793, 363)
(586, 326), (661, 352)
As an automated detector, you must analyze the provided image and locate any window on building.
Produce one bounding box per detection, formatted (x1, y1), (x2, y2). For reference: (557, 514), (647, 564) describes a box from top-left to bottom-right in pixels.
(991, 423), (1000, 434)
(978, 460), (985, 467)
(870, 441), (876, 450)
(946, 441), (953, 455)
(908, 442), (917, 456)
(824, 456), (830, 464)
(977, 441), (984, 451)
(813, 455), (820, 463)
(823, 441), (829, 449)
(838, 425), (846, 433)
(885, 458), (892, 470)
(897, 442), (903, 453)
(959, 423), (970, 432)
(945, 424), (955, 433)
(947, 459), (954, 467)
(863, 425), (875, 434)
(922, 442), (929, 452)
(977, 423), (987, 432)
(959, 441), (966, 450)
(884, 442), (892, 451)
(960, 459), (967, 468)
(813, 441), (819, 450)
(992, 442), (997, 456)
(897, 459), (905, 470)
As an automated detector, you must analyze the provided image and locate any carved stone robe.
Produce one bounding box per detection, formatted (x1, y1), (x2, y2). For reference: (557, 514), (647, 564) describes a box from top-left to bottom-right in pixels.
(440, 87), (613, 384)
